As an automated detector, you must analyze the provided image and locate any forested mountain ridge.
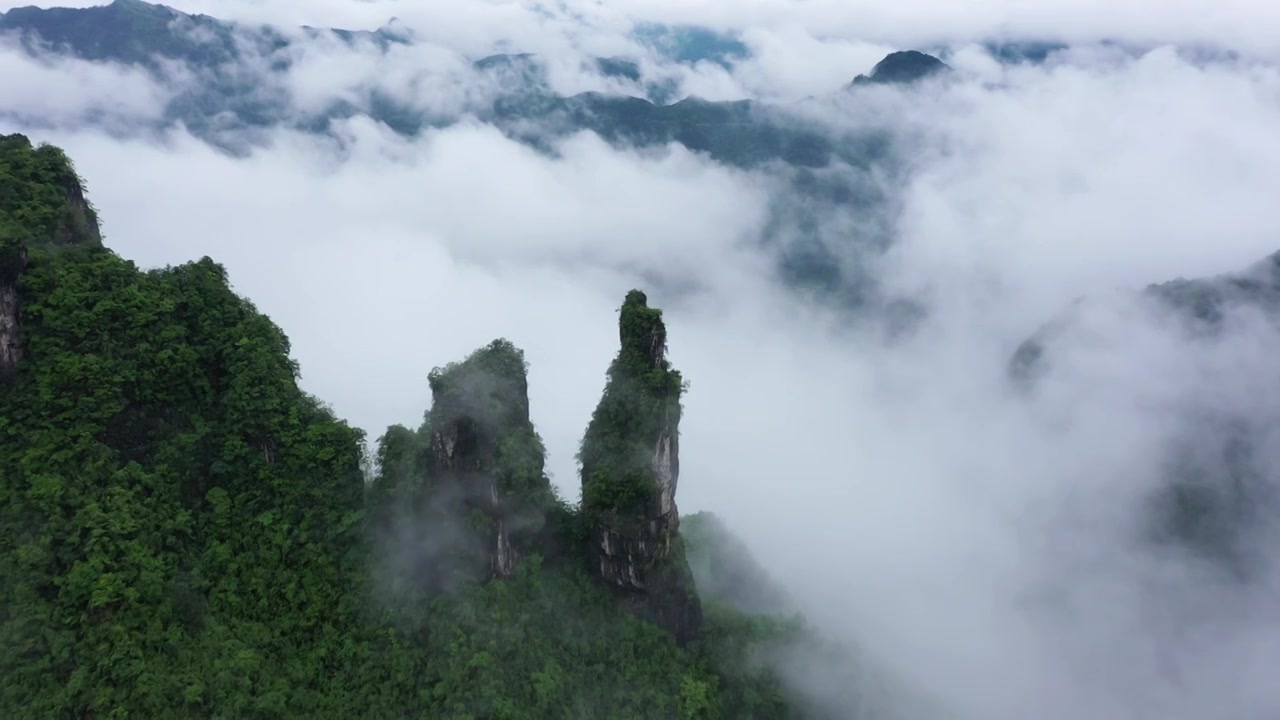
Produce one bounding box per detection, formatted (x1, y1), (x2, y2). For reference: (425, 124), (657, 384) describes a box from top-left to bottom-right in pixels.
(0, 0), (935, 168)
(0, 134), (817, 717)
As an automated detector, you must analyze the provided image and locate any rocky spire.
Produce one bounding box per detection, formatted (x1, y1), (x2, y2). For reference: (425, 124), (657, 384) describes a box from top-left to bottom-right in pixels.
(579, 290), (702, 644)
(424, 339), (553, 579)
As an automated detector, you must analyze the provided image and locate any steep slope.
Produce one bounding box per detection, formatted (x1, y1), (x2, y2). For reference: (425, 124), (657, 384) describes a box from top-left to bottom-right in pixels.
(0, 133), (101, 374)
(0, 133), (369, 716)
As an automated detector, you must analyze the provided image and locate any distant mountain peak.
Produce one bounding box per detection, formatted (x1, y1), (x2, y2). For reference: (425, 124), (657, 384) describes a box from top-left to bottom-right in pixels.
(106, 0), (175, 16)
(849, 50), (951, 87)
(377, 16), (412, 41)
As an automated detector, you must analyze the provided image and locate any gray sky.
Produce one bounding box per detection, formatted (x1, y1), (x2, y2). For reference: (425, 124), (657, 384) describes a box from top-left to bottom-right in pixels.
(4, 1), (1280, 717)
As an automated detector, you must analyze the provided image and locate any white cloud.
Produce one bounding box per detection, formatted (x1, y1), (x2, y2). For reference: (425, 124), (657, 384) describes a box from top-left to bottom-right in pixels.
(0, 36), (174, 122)
(276, 31), (483, 118)
(732, 28), (894, 100)
(877, 47), (1280, 331)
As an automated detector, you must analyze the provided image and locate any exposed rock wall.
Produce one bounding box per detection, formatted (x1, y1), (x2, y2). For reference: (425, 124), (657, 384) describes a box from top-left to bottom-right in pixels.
(849, 49), (951, 86)
(0, 274), (22, 376)
(0, 232), (25, 376)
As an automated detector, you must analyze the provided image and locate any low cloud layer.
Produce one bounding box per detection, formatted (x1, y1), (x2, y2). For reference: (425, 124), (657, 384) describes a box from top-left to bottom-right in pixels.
(0, 36), (174, 123)
(5, 3), (1280, 718)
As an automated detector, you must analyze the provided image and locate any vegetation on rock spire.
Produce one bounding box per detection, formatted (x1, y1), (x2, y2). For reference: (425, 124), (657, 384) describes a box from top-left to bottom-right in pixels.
(580, 289), (686, 513)
(578, 289), (702, 644)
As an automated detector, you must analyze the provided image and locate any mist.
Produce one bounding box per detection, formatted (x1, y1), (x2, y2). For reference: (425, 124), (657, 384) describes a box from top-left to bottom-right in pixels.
(5, 1), (1280, 717)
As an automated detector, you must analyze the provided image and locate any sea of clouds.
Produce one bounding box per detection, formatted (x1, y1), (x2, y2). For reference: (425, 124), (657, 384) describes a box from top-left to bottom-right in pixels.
(4, 0), (1280, 716)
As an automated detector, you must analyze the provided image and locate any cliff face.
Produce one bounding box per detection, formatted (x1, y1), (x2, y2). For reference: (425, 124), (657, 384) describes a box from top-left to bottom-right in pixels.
(579, 290), (702, 643)
(0, 268), (21, 376)
(0, 233), (25, 375)
(424, 339), (553, 580)
(0, 133), (102, 376)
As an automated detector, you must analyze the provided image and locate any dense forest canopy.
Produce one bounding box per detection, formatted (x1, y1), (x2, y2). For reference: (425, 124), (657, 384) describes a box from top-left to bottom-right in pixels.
(0, 132), (833, 718)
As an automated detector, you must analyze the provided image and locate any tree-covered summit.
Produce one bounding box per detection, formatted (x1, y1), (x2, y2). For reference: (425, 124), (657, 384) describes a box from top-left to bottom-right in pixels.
(848, 50), (952, 86)
(1, 133), (103, 375)
(0, 133), (100, 253)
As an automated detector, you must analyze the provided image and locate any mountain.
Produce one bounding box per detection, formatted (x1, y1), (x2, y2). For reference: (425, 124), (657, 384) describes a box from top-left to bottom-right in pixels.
(0, 0), (246, 66)
(0, 133), (828, 717)
(848, 50), (951, 86)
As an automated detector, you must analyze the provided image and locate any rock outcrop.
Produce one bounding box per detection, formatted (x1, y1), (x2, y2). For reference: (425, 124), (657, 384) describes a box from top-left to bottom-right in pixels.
(0, 133), (102, 376)
(579, 290), (702, 643)
(0, 261), (23, 376)
(424, 339), (553, 580)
